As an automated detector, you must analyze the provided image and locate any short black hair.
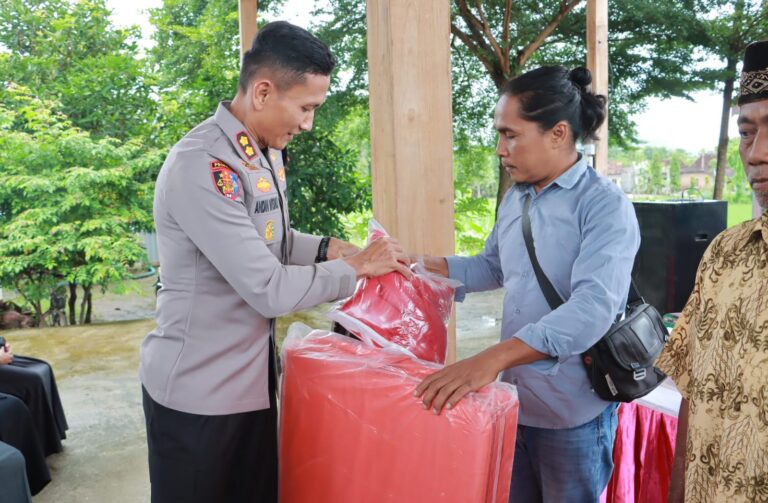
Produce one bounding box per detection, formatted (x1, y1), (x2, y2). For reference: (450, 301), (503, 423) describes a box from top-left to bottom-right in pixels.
(501, 66), (607, 142)
(239, 21), (336, 92)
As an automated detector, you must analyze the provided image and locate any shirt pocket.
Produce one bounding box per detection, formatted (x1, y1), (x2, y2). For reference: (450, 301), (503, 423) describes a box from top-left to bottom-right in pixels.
(250, 194), (284, 245)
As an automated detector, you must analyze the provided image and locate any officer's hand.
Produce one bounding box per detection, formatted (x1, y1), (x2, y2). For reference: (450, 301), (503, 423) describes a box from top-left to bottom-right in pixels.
(328, 238), (360, 260)
(343, 237), (412, 279)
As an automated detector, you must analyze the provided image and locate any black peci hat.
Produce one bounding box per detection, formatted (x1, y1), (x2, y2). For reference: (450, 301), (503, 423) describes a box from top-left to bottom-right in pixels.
(739, 40), (768, 106)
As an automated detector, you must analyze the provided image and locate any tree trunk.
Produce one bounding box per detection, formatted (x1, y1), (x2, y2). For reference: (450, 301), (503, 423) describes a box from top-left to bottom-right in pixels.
(33, 301), (46, 328)
(713, 57), (737, 200)
(79, 286), (88, 325)
(68, 282), (78, 325)
(84, 286), (92, 324)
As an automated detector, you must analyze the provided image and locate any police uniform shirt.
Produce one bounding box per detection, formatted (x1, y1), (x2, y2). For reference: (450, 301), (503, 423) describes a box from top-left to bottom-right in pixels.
(140, 102), (356, 415)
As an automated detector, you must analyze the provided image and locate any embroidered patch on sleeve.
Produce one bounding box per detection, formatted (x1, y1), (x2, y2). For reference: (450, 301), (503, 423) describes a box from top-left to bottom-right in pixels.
(236, 131), (257, 159)
(210, 160), (241, 200)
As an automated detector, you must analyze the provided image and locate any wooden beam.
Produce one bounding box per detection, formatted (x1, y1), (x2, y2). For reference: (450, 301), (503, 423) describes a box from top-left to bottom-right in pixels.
(239, 0), (258, 62)
(587, 0), (608, 175)
(367, 0), (457, 362)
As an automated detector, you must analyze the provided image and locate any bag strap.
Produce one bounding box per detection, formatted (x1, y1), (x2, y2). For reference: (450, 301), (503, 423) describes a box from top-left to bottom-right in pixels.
(521, 194), (643, 312)
(522, 194), (564, 311)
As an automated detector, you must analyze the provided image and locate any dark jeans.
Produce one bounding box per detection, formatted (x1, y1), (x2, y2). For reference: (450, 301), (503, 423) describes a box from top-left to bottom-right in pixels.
(510, 403), (619, 502)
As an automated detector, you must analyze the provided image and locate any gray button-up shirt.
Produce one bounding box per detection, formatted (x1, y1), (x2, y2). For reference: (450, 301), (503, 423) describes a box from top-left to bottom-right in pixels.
(447, 157), (640, 428)
(140, 102), (356, 415)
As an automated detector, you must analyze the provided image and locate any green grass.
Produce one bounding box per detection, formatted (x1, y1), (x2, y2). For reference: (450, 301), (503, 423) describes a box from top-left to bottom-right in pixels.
(727, 202), (754, 228)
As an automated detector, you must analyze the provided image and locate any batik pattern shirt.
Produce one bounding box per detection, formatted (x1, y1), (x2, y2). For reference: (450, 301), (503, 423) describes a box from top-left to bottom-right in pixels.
(657, 211), (768, 502)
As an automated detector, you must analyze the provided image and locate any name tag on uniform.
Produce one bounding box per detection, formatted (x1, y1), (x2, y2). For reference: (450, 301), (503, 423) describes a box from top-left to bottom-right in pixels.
(254, 196), (280, 214)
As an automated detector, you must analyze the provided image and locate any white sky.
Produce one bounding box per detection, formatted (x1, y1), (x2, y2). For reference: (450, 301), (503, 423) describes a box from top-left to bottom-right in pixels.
(107, 0), (736, 154)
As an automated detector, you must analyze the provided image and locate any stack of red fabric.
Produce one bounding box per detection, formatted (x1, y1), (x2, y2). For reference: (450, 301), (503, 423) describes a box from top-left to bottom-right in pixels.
(328, 223), (457, 364)
(279, 330), (519, 503)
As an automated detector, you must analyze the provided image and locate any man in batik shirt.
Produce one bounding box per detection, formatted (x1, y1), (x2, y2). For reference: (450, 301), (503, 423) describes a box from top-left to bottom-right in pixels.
(658, 40), (768, 503)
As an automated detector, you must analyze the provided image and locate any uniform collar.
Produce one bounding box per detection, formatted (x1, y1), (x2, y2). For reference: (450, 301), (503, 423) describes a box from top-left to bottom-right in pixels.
(516, 154), (589, 199)
(213, 102), (282, 169)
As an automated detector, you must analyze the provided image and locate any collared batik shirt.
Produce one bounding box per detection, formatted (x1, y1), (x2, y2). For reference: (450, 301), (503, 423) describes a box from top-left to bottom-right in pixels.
(657, 211), (768, 503)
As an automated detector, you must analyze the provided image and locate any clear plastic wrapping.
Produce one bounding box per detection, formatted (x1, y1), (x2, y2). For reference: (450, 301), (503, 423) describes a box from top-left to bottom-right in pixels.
(279, 324), (519, 503)
(328, 220), (461, 364)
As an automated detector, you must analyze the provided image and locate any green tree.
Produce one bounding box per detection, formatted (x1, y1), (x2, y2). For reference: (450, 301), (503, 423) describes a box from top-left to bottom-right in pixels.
(284, 130), (370, 237)
(700, 0), (768, 200)
(725, 137), (750, 203)
(315, 0), (714, 216)
(0, 86), (157, 326)
(669, 151), (684, 194)
(453, 139), (498, 254)
(0, 0), (155, 141)
(443, 0), (711, 207)
(147, 0), (255, 146)
(648, 153), (665, 194)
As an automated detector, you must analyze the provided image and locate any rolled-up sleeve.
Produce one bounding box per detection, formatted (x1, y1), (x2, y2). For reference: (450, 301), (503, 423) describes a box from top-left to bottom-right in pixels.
(512, 192), (640, 362)
(446, 223), (504, 301)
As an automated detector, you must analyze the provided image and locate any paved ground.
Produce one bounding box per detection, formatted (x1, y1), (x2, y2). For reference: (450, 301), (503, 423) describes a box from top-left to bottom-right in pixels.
(4, 283), (503, 502)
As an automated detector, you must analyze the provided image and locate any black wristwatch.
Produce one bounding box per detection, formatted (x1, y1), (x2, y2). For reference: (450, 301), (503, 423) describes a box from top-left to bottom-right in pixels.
(315, 236), (331, 263)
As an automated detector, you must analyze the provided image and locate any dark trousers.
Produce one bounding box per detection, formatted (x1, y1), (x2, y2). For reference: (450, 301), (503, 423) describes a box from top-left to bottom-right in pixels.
(142, 349), (278, 503)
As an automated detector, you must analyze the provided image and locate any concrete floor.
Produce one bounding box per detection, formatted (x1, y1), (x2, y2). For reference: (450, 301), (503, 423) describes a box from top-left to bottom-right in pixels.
(5, 286), (503, 502)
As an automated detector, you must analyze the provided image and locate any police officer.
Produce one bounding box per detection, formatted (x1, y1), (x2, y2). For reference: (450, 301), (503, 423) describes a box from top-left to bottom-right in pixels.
(139, 21), (410, 503)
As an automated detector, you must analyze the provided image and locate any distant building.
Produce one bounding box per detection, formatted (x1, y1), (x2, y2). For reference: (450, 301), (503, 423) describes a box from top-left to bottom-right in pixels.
(681, 153), (715, 190)
(606, 160), (637, 193)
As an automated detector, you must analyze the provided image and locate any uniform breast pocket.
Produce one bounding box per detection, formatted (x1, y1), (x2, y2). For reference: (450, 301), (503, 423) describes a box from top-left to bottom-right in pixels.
(250, 195), (284, 244)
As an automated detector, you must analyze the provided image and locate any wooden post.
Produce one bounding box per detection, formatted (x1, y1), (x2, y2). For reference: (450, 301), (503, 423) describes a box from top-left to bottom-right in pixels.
(239, 0), (258, 62)
(367, 0), (457, 362)
(587, 0), (608, 175)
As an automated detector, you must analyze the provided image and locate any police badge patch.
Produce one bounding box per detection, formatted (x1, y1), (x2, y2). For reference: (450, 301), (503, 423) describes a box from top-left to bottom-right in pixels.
(210, 160), (241, 200)
(236, 131), (257, 159)
(265, 220), (275, 241)
(256, 177), (272, 193)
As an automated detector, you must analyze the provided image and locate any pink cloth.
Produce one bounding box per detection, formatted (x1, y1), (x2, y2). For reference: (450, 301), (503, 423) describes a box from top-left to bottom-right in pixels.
(602, 402), (678, 503)
(279, 331), (519, 503)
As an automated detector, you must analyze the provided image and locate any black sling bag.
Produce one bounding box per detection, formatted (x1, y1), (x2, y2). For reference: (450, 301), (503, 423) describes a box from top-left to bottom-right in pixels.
(521, 195), (669, 402)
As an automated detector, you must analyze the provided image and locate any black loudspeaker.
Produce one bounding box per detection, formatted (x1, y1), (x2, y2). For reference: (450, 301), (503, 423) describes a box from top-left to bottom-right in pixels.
(631, 200), (727, 314)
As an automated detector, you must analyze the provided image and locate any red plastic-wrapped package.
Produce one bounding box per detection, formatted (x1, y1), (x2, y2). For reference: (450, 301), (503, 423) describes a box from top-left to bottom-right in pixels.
(279, 325), (519, 503)
(328, 220), (460, 364)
